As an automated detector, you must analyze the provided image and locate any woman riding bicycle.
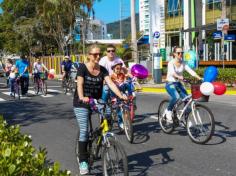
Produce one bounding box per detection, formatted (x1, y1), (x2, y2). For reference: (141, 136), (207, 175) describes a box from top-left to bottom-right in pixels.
(165, 46), (202, 123)
(33, 58), (48, 82)
(73, 44), (127, 175)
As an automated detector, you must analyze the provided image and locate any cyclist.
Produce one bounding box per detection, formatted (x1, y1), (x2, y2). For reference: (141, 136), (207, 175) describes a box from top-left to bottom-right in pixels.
(4, 59), (13, 87)
(33, 58), (49, 83)
(165, 46), (202, 123)
(15, 55), (29, 96)
(73, 44), (127, 175)
(99, 44), (128, 101)
(110, 60), (134, 129)
(61, 55), (73, 83)
(9, 65), (17, 96)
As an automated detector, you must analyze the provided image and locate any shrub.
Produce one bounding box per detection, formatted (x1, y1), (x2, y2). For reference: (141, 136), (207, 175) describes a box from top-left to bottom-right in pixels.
(183, 67), (236, 86)
(0, 115), (71, 176)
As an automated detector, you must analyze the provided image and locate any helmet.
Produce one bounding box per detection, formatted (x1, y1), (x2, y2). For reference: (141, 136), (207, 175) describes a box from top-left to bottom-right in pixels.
(64, 55), (70, 59)
(111, 60), (123, 70)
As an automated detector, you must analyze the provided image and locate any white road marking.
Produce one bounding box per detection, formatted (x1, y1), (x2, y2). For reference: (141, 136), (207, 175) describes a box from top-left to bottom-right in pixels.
(0, 98), (6, 101)
(150, 115), (159, 120)
(47, 89), (63, 93)
(2, 92), (30, 99)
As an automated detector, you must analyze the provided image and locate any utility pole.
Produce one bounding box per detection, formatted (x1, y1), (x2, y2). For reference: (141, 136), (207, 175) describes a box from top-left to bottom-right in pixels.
(120, 0), (122, 39)
(131, 0), (138, 63)
(221, 0), (226, 69)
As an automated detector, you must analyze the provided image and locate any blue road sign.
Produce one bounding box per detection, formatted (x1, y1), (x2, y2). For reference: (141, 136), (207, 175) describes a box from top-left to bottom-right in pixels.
(153, 31), (160, 39)
(224, 34), (236, 41)
(213, 31), (222, 39)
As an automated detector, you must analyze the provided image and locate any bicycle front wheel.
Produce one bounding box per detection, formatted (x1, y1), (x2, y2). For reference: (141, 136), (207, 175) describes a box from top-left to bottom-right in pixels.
(187, 104), (215, 144)
(158, 100), (175, 134)
(102, 137), (128, 176)
(41, 80), (47, 96)
(123, 109), (134, 143)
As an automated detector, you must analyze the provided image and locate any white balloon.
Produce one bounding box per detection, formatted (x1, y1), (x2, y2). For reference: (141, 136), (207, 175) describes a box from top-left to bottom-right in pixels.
(49, 69), (55, 74)
(200, 82), (214, 96)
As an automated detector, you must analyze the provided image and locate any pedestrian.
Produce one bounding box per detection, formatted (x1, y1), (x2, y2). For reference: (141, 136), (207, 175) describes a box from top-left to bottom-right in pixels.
(15, 55), (29, 96)
(165, 46), (202, 123)
(73, 44), (127, 175)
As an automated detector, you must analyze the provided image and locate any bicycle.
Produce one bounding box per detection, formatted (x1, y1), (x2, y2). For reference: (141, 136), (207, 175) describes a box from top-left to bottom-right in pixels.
(62, 71), (76, 94)
(112, 98), (134, 143)
(158, 79), (215, 144)
(12, 76), (21, 100)
(75, 98), (128, 175)
(33, 72), (47, 96)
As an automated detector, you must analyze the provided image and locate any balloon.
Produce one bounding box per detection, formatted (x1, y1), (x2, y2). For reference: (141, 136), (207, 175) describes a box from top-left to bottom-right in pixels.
(200, 82), (214, 96)
(184, 50), (197, 69)
(203, 66), (218, 82)
(49, 69), (55, 74)
(48, 73), (54, 79)
(131, 64), (149, 79)
(212, 82), (227, 95)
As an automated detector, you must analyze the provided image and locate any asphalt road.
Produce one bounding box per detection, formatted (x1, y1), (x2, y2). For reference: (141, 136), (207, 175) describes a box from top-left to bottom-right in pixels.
(0, 79), (236, 176)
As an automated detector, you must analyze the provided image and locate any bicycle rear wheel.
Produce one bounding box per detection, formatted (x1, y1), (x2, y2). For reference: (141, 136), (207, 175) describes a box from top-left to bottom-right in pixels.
(187, 104), (215, 144)
(123, 109), (133, 143)
(102, 137), (128, 176)
(158, 100), (175, 134)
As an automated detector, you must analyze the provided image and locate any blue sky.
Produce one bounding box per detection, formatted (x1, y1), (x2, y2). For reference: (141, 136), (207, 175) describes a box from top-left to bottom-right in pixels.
(0, 0), (2, 13)
(93, 0), (139, 24)
(0, 0), (139, 23)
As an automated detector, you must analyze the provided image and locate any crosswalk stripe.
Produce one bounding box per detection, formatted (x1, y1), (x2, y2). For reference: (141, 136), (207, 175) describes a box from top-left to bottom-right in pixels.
(2, 92), (30, 99)
(47, 89), (63, 93)
(0, 98), (6, 102)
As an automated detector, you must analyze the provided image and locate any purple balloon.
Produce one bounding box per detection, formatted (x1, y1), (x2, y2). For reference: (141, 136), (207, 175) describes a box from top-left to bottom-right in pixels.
(131, 64), (149, 79)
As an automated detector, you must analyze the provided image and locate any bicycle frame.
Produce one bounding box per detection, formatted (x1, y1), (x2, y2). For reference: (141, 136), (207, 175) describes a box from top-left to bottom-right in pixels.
(175, 94), (204, 127)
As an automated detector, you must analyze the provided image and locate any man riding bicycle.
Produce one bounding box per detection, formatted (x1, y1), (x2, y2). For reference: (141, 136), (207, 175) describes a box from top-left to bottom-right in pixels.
(61, 55), (73, 83)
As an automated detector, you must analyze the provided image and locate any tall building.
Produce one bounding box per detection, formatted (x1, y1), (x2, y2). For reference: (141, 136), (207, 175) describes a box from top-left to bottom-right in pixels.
(75, 18), (107, 41)
(139, 0), (150, 35)
(87, 19), (107, 40)
(148, 0), (236, 63)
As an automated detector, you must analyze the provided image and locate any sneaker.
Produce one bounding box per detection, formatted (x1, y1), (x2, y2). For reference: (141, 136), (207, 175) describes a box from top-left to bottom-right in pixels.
(165, 110), (173, 123)
(10, 93), (14, 97)
(79, 161), (89, 175)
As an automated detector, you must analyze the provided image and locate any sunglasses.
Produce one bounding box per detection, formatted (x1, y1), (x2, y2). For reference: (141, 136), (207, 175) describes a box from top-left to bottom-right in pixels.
(107, 49), (115, 53)
(89, 53), (101, 57)
(176, 52), (184, 55)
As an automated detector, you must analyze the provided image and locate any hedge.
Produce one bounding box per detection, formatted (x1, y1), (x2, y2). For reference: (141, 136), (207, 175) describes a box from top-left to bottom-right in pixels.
(0, 115), (71, 176)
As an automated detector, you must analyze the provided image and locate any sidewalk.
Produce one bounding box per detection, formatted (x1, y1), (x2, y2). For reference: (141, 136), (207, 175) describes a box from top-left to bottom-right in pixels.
(139, 80), (236, 96)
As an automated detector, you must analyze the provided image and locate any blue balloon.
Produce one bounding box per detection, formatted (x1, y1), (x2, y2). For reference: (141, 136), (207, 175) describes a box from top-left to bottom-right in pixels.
(203, 66), (218, 82)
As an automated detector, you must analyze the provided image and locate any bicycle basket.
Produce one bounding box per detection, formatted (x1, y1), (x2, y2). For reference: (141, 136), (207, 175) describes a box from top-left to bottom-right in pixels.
(40, 72), (47, 80)
(191, 84), (209, 102)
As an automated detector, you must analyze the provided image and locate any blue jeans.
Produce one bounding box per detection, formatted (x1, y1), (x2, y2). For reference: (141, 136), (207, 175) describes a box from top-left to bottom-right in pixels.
(165, 82), (188, 111)
(9, 78), (15, 93)
(101, 84), (111, 118)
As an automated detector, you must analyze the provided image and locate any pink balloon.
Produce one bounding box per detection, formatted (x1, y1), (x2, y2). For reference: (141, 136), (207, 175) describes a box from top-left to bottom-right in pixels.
(212, 82), (227, 95)
(131, 64), (149, 79)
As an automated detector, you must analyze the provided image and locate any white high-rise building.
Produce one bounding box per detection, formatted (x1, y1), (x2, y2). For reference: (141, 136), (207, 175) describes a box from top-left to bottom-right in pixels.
(87, 19), (107, 40)
(139, 0), (150, 35)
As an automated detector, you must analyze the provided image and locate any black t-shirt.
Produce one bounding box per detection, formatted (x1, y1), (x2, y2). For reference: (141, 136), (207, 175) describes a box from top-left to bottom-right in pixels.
(73, 63), (109, 108)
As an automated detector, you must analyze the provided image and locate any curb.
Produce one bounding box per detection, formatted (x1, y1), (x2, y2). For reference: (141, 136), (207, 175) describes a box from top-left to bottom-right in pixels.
(141, 87), (236, 96)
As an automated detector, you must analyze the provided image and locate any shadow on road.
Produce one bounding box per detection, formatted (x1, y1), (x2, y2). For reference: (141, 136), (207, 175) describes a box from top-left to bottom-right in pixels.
(0, 100), (74, 126)
(132, 113), (161, 144)
(128, 147), (174, 176)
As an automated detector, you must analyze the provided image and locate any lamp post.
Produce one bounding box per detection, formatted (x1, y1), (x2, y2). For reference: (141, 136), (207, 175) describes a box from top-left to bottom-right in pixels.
(131, 0), (138, 63)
